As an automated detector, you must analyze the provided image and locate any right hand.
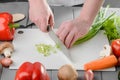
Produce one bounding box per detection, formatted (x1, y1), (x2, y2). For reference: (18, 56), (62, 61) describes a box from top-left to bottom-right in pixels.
(29, 0), (54, 32)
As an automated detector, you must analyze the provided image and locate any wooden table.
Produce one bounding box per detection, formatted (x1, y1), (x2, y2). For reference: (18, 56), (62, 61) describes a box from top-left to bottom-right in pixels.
(0, 2), (120, 80)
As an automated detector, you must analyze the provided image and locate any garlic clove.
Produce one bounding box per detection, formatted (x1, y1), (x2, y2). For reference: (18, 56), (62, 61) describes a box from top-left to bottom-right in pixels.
(99, 44), (112, 58)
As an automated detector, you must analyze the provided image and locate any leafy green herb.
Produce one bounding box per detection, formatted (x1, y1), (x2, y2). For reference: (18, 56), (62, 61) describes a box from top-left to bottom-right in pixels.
(103, 15), (120, 42)
(35, 43), (60, 56)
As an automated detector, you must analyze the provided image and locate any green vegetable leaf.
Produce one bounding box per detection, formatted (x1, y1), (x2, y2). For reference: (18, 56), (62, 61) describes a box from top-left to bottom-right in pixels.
(103, 15), (120, 42)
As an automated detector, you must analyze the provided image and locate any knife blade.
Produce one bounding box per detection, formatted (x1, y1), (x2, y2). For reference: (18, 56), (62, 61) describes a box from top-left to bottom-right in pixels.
(47, 25), (71, 60)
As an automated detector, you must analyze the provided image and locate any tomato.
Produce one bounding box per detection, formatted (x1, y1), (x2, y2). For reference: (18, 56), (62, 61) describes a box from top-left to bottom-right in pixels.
(111, 39), (120, 57)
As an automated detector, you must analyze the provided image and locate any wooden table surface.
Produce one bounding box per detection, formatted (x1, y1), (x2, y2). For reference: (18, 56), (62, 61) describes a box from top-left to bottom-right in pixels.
(0, 2), (120, 80)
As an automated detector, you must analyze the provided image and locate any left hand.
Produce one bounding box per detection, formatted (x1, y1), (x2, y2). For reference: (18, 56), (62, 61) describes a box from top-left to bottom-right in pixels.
(56, 17), (91, 48)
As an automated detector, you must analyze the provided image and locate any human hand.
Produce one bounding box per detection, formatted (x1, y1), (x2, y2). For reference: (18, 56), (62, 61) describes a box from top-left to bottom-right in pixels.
(56, 17), (91, 48)
(29, 0), (54, 32)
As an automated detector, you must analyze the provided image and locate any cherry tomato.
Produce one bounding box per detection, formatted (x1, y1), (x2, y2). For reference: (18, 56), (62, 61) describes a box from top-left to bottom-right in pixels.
(111, 39), (120, 57)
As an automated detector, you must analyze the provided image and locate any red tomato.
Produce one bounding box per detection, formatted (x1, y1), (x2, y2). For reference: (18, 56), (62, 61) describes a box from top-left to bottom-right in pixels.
(111, 39), (120, 57)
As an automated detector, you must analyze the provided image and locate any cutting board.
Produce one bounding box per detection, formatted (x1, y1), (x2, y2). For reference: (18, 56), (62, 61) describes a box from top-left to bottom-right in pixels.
(10, 29), (115, 71)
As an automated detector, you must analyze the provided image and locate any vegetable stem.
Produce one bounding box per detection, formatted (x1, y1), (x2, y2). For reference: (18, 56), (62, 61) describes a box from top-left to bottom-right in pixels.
(73, 12), (115, 46)
(9, 23), (20, 29)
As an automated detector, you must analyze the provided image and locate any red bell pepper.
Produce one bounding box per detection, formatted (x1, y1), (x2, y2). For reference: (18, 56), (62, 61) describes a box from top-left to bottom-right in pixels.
(0, 12), (17, 41)
(15, 62), (50, 80)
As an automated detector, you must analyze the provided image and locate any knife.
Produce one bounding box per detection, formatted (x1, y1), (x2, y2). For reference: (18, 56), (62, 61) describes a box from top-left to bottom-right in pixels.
(47, 25), (71, 60)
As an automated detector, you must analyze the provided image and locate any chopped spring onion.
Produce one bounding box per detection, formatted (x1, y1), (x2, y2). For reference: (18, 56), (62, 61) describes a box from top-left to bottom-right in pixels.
(35, 43), (60, 56)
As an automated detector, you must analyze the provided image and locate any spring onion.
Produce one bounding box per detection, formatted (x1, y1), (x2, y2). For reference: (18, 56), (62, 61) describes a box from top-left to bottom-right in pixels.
(35, 43), (60, 56)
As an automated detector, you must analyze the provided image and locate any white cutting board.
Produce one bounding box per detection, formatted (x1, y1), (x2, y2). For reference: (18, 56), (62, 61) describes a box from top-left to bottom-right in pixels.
(10, 29), (115, 71)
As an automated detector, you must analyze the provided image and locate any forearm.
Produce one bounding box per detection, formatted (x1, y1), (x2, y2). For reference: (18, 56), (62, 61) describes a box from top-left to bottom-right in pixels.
(28, 0), (46, 3)
(28, 0), (48, 7)
(79, 0), (104, 25)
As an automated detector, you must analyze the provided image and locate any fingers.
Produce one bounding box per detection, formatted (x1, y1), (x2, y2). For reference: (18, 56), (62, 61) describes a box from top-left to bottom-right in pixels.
(49, 14), (54, 28)
(40, 14), (54, 32)
(36, 14), (54, 32)
(65, 30), (75, 48)
(40, 18), (49, 32)
(58, 28), (69, 43)
(31, 18), (48, 32)
(57, 23), (74, 48)
(30, 15), (54, 32)
(56, 23), (68, 47)
(29, 7), (54, 32)
(56, 23), (65, 35)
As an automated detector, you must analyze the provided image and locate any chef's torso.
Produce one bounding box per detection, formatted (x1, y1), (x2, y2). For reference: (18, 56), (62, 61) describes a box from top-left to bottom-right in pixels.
(47, 0), (85, 6)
